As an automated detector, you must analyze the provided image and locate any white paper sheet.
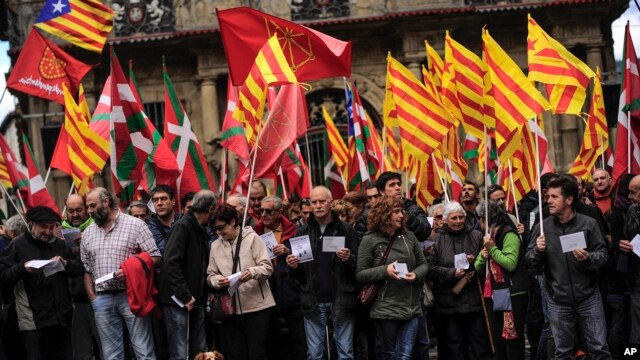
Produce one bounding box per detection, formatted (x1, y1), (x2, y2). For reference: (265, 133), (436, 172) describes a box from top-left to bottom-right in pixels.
(630, 234), (640, 258)
(25, 259), (55, 269)
(25, 259), (65, 277)
(427, 217), (434, 227)
(228, 272), (243, 295)
(322, 236), (345, 253)
(171, 295), (185, 308)
(290, 235), (314, 263)
(94, 272), (115, 284)
(454, 253), (469, 270)
(61, 228), (81, 243)
(395, 262), (409, 279)
(260, 232), (278, 259)
(559, 232), (587, 253)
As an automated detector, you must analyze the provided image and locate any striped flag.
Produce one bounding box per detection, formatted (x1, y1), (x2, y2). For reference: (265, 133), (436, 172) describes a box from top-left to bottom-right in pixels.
(425, 41), (444, 94)
(220, 78), (250, 162)
(50, 84), (109, 193)
(569, 70), (608, 179)
(163, 64), (215, 197)
(502, 123), (538, 204)
(345, 81), (370, 190)
(527, 15), (595, 114)
(415, 153), (444, 209)
(482, 29), (550, 159)
(323, 107), (348, 169)
(232, 35), (298, 145)
(443, 127), (467, 202)
(23, 135), (60, 213)
(613, 22), (640, 183)
(0, 135), (30, 203)
(386, 54), (452, 161)
(35, 0), (113, 53)
(385, 127), (403, 172)
(462, 133), (481, 161)
(442, 32), (486, 139)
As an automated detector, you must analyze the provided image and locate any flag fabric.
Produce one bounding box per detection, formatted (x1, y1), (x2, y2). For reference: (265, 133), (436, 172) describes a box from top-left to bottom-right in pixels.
(442, 33), (486, 139)
(415, 154), (444, 209)
(220, 78), (250, 162)
(129, 60), (144, 105)
(462, 133), (481, 161)
(323, 127), (347, 200)
(217, 6), (351, 85)
(385, 54), (452, 161)
(0, 134), (30, 203)
(443, 127), (467, 202)
(252, 84), (309, 178)
(34, 0), (113, 53)
(232, 35), (298, 145)
(349, 81), (383, 177)
(385, 127), (403, 172)
(50, 84), (109, 193)
(425, 41), (445, 94)
(345, 81), (371, 190)
(279, 144), (312, 199)
(613, 22), (640, 183)
(163, 64), (215, 197)
(7, 30), (92, 105)
(90, 76), (111, 140)
(323, 107), (348, 169)
(501, 123), (538, 204)
(0, 150), (13, 190)
(527, 15), (595, 114)
(482, 29), (550, 159)
(22, 135), (60, 213)
(109, 50), (179, 197)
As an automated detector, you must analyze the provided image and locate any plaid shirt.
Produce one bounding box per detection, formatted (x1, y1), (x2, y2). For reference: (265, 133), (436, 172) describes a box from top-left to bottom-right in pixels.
(81, 212), (161, 291)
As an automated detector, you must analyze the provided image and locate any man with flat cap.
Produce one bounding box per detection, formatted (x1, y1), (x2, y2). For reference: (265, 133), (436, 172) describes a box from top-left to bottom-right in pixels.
(0, 206), (83, 360)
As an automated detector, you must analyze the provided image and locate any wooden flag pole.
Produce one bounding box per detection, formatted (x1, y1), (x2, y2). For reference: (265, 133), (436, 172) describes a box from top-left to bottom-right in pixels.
(43, 166), (52, 186)
(279, 168), (289, 201)
(533, 121), (544, 236)
(220, 148), (228, 203)
(507, 160), (521, 223)
(381, 127), (387, 173)
(61, 182), (75, 219)
(404, 170), (409, 198)
(304, 133), (314, 190)
(432, 155), (449, 203)
(599, 134), (606, 169)
(629, 108), (632, 174)
(483, 125), (489, 235)
(0, 184), (28, 228)
(15, 189), (27, 213)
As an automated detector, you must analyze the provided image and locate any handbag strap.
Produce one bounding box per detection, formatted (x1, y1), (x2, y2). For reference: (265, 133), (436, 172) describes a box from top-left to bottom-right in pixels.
(231, 228), (243, 273)
(377, 235), (397, 266)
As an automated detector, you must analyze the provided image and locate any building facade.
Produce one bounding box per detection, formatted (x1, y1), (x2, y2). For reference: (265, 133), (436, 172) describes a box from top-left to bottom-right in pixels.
(0, 0), (629, 209)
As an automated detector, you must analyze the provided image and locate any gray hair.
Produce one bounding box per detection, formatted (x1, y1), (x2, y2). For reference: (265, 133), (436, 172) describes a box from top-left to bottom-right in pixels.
(261, 195), (282, 210)
(428, 203), (444, 217)
(476, 200), (510, 227)
(227, 195), (247, 208)
(5, 215), (26, 237)
(191, 190), (217, 213)
(311, 186), (333, 201)
(127, 201), (148, 214)
(89, 187), (118, 211)
(442, 201), (466, 220)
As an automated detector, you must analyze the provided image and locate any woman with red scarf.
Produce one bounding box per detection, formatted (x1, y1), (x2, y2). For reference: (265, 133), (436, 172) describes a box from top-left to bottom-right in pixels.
(475, 200), (529, 360)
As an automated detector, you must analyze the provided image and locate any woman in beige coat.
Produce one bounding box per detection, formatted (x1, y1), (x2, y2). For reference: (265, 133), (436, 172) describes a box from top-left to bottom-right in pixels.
(208, 203), (275, 360)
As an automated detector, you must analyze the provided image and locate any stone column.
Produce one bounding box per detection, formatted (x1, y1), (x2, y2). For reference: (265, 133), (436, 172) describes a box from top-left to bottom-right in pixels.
(586, 45), (604, 73)
(198, 76), (220, 143)
(560, 114), (580, 171)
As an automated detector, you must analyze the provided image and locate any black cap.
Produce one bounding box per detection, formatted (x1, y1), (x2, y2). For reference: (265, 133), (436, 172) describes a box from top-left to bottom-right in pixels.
(25, 206), (62, 223)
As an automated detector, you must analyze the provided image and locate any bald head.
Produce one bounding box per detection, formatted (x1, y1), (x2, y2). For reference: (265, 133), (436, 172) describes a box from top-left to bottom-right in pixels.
(593, 169), (612, 194)
(65, 194), (88, 227)
(629, 175), (640, 205)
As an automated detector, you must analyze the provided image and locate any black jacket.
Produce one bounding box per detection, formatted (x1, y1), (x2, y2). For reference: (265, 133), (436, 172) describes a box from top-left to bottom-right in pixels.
(290, 212), (359, 316)
(525, 212), (608, 305)
(158, 213), (209, 306)
(0, 232), (82, 331)
(403, 199), (431, 241)
(426, 226), (484, 315)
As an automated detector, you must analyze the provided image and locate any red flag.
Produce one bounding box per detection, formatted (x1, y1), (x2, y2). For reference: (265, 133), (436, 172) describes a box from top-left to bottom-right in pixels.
(0, 134), (30, 205)
(7, 30), (92, 105)
(22, 135), (60, 213)
(253, 84), (309, 178)
(217, 7), (351, 85)
(220, 79), (250, 161)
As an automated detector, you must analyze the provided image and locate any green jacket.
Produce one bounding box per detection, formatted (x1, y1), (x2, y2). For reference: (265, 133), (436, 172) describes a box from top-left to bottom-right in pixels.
(356, 230), (428, 320)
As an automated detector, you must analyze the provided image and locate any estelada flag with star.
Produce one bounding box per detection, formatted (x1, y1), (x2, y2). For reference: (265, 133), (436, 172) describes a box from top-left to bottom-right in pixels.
(217, 7), (352, 85)
(7, 30), (92, 105)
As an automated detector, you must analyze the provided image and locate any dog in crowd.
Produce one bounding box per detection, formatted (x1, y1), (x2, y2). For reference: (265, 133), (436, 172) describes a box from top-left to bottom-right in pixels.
(194, 351), (223, 360)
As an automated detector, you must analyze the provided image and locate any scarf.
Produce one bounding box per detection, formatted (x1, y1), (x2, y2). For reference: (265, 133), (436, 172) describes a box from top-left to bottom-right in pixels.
(61, 217), (93, 231)
(484, 259), (518, 339)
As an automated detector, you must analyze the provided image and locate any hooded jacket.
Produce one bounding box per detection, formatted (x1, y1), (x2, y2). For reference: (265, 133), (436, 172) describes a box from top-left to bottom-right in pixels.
(121, 252), (157, 317)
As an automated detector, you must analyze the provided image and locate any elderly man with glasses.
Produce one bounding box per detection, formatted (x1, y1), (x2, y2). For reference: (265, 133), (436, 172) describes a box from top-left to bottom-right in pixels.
(253, 196), (307, 360)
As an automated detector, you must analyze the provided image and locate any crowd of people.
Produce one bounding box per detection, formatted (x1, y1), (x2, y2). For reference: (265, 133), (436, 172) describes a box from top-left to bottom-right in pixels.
(0, 168), (635, 360)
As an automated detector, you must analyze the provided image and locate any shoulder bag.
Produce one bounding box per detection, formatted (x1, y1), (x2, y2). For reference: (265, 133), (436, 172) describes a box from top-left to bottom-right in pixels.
(358, 235), (396, 306)
(209, 229), (243, 321)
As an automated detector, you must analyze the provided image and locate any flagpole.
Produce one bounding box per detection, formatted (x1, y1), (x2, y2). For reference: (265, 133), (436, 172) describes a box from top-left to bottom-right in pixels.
(279, 168), (289, 201)
(533, 120), (544, 236)
(432, 156), (449, 203)
(220, 148), (227, 202)
(61, 182), (75, 219)
(381, 127), (387, 173)
(507, 160), (520, 224)
(483, 125), (489, 235)
(0, 184), (28, 228)
(15, 189), (27, 213)
(629, 108), (632, 174)
(242, 120), (266, 229)
(600, 134), (605, 169)
(304, 133), (314, 189)
(43, 166), (52, 186)
(404, 170), (409, 199)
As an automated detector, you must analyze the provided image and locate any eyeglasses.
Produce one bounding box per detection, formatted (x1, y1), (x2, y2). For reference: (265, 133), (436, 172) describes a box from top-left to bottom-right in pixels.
(213, 224), (227, 232)
(367, 194), (381, 200)
(250, 196), (265, 202)
(255, 208), (279, 216)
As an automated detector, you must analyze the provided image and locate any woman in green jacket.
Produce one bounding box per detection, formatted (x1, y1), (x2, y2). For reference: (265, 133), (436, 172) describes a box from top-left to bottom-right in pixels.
(356, 196), (428, 360)
(474, 200), (529, 360)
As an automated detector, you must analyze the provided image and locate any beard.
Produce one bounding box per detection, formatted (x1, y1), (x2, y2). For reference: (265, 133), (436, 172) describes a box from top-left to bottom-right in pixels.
(92, 206), (110, 227)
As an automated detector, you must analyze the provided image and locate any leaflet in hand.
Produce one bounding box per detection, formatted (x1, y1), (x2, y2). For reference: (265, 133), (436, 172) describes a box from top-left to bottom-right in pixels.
(454, 253), (469, 270)
(94, 272), (115, 285)
(395, 262), (409, 279)
(322, 236), (345, 253)
(260, 232), (278, 260)
(559, 232), (587, 253)
(25, 259), (65, 277)
(61, 228), (81, 244)
(227, 272), (242, 295)
(290, 235), (314, 263)
(630, 234), (640, 258)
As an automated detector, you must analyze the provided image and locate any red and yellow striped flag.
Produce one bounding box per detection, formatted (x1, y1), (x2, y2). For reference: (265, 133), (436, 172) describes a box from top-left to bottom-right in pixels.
(0, 152), (13, 190)
(569, 68), (609, 179)
(233, 35), (298, 145)
(425, 41), (445, 94)
(50, 84), (109, 192)
(483, 28), (550, 158)
(502, 123), (538, 204)
(416, 152), (445, 209)
(323, 106), (348, 169)
(35, 0), (114, 53)
(528, 15), (595, 114)
(386, 53), (452, 161)
(384, 127), (403, 172)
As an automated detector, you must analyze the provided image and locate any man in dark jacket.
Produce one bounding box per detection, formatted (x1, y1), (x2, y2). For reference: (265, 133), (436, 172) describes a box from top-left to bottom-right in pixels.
(526, 175), (610, 359)
(148, 184), (179, 254)
(158, 190), (217, 359)
(286, 186), (359, 360)
(376, 172), (431, 241)
(253, 195), (307, 360)
(0, 206), (83, 359)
